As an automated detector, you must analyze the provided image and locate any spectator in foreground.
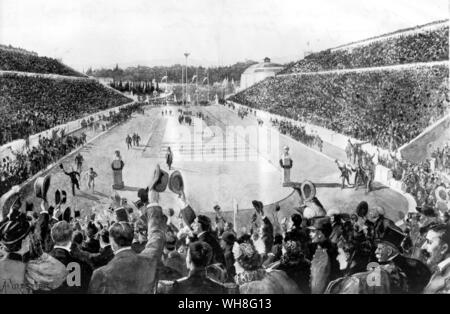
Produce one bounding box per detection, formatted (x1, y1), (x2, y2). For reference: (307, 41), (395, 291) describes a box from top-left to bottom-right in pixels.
(88, 189), (166, 294)
(170, 241), (231, 294)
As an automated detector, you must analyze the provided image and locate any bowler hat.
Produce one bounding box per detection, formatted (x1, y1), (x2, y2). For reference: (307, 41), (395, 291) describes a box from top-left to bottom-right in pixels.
(168, 170), (184, 195)
(150, 165), (169, 193)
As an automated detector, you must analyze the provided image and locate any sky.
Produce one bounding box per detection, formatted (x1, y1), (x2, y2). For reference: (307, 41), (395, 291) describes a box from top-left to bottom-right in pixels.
(0, 0), (448, 71)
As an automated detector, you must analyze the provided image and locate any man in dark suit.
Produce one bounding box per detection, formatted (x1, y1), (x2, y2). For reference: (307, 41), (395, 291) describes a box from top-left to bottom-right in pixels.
(82, 221), (100, 254)
(375, 225), (429, 293)
(88, 189), (166, 294)
(34, 201), (57, 253)
(192, 215), (225, 266)
(170, 241), (231, 294)
(50, 221), (93, 293)
(220, 231), (236, 282)
(61, 165), (81, 196)
(88, 229), (114, 269)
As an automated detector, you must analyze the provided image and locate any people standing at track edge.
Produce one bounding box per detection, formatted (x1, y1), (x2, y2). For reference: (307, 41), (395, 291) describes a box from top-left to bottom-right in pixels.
(335, 160), (352, 189)
(126, 134), (132, 150)
(166, 147), (173, 170)
(60, 164), (81, 196)
(280, 146), (293, 185)
(75, 152), (84, 174)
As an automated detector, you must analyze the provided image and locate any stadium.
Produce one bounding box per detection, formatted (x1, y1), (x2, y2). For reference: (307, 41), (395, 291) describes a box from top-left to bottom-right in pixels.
(0, 0), (449, 296)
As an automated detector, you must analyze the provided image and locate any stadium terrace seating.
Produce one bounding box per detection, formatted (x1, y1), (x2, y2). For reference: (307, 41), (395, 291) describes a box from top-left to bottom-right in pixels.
(0, 47), (84, 77)
(279, 23), (449, 74)
(0, 74), (132, 144)
(229, 64), (449, 150)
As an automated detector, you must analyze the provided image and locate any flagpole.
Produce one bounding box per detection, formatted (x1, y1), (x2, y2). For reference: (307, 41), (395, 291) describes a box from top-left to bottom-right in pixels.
(196, 67), (199, 105)
(165, 70), (168, 106)
(184, 52), (190, 106)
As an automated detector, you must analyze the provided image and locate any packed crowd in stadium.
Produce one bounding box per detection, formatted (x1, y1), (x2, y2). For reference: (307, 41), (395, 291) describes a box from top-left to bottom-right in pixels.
(0, 74), (132, 145)
(279, 21), (448, 75)
(0, 45), (83, 77)
(229, 64), (449, 151)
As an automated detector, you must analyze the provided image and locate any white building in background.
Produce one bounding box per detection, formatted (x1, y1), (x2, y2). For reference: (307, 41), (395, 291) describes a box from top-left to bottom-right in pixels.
(239, 57), (284, 91)
(95, 77), (114, 84)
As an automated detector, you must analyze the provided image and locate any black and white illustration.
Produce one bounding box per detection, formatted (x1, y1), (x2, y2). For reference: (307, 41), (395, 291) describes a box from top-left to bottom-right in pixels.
(0, 0), (449, 296)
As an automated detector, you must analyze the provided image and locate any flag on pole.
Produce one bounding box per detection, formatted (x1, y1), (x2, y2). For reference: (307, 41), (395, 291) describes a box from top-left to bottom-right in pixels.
(202, 77), (208, 84)
(161, 76), (168, 82)
(191, 75), (197, 83)
(232, 198), (238, 230)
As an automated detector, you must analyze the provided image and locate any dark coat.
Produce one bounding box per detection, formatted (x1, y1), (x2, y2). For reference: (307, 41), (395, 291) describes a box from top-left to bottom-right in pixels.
(261, 216), (274, 254)
(82, 238), (100, 254)
(88, 245), (114, 269)
(34, 212), (55, 253)
(277, 258), (311, 294)
(89, 249), (158, 293)
(171, 268), (229, 294)
(198, 232), (226, 266)
(88, 204), (166, 294)
(49, 247), (92, 294)
(392, 254), (431, 294)
(223, 246), (236, 282)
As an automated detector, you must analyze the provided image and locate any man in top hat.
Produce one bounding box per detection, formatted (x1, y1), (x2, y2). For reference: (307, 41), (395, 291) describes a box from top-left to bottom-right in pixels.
(279, 146), (293, 185)
(308, 216), (340, 294)
(422, 224), (450, 293)
(89, 187), (167, 294)
(375, 225), (430, 294)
